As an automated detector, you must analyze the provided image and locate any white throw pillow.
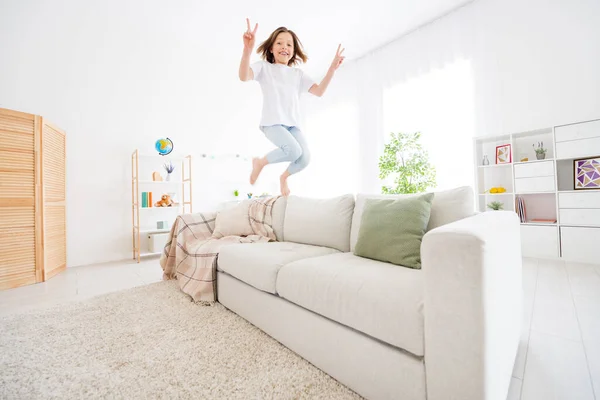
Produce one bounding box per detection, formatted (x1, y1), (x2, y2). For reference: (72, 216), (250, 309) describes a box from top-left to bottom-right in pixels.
(283, 194), (355, 252)
(213, 200), (253, 238)
(350, 186), (475, 252)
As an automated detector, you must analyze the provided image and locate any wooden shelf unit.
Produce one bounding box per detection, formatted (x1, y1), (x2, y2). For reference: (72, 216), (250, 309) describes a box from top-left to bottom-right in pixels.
(131, 150), (193, 263)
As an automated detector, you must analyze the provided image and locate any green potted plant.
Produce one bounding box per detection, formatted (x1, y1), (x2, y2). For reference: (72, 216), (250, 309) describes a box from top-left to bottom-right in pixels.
(533, 142), (546, 160)
(378, 131), (436, 194)
(487, 201), (504, 211)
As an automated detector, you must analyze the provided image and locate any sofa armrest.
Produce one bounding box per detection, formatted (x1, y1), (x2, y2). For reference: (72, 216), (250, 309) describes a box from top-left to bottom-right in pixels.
(421, 211), (522, 400)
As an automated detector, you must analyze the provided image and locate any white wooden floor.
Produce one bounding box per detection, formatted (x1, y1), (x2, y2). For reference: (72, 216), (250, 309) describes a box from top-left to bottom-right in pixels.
(1, 257), (599, 400)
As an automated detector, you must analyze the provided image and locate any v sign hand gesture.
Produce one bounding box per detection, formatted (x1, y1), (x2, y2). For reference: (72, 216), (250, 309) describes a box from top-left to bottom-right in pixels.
(243, 18), (258, 51)
(329, 44), (345, 71)
(308, 44), (346, 97)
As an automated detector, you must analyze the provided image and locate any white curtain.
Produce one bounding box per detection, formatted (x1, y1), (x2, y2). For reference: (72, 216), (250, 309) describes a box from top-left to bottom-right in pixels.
(301, 2), (478, 195)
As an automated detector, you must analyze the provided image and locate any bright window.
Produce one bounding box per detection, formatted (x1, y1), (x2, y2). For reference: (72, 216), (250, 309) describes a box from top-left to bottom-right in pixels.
(382, 59), (475, 192)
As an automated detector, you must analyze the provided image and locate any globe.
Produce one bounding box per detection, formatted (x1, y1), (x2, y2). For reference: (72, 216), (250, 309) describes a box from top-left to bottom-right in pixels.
(155, 138), (173, 156)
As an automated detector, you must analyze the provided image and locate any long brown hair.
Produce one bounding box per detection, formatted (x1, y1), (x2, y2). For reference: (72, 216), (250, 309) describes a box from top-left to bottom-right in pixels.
(256, 27), (308, 66)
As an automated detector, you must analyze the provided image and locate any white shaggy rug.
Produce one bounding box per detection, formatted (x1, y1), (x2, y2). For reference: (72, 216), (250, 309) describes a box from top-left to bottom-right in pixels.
(0, 281), (361, 399)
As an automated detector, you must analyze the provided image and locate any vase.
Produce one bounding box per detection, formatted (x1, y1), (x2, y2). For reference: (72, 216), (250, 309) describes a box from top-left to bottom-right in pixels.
(536, 153), (546, 160)
(482, 155), (489, 166)
(166, 173), (171, 181)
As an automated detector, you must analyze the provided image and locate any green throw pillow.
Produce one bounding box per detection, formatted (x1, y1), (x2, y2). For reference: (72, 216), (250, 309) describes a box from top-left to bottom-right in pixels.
(354, 193), (434, 269)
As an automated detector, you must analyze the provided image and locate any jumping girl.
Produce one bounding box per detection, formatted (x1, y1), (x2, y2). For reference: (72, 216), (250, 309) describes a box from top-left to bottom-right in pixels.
(239, 19), (345, 196)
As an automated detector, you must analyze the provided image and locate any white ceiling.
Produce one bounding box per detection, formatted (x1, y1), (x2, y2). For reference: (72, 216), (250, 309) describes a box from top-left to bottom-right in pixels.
(225, 0), (474, 74)
(1, 0), (473, 79)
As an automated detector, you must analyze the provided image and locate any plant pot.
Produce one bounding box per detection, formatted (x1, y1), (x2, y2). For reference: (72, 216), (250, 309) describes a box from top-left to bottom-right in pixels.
(536, 153), (546, 160)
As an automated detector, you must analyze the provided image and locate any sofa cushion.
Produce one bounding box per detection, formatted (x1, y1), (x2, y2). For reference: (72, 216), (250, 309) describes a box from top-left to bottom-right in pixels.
(283, 194), (355, 252)
(217, 242), (340, 294)
(276, 252), (424, 356)
(350, 186), (474, 252)
(354, 193), (434, 269)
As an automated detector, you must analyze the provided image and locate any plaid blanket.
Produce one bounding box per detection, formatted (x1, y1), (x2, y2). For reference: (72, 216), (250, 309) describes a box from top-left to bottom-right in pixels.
(159, 196), (279, 304)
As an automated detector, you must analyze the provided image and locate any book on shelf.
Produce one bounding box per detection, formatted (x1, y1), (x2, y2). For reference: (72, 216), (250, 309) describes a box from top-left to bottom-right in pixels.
(141, 192), (155, 208)
(529, 218), (556, 224)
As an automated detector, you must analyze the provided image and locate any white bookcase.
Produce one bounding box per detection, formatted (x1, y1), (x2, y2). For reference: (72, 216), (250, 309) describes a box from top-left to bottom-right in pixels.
(474, 118), (600, 264)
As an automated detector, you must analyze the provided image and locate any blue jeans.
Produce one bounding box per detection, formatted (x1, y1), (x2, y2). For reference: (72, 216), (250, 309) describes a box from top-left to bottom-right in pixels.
(260, 125), (310, 175)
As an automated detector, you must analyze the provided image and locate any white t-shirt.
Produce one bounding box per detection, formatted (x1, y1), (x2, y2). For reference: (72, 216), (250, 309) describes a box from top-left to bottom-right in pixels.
(250, 60), (315, 128)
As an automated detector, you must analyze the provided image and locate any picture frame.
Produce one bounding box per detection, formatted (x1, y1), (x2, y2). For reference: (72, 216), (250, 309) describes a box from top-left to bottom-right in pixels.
(573, 156), (600, 190)
(495, 144), (512, 164)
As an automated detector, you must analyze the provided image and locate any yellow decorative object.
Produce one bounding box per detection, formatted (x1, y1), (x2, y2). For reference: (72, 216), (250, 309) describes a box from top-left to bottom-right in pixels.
(520, 157), (529, 162)
(488, 186), (506, 194)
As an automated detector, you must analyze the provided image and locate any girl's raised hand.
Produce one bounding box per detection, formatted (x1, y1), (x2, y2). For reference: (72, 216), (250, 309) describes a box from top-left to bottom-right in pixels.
(329, 44), (345, 71)
(243, 18), (258, 50)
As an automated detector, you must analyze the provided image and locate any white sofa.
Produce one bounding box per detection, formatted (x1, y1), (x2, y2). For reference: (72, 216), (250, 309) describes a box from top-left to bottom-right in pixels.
(214, 186), (522, 400)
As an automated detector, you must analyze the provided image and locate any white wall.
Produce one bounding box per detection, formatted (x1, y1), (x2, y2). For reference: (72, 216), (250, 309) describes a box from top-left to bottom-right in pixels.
(327, 0), (600, 193)
(0, 1), (312, 267)
(1, 0), (598, 267)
